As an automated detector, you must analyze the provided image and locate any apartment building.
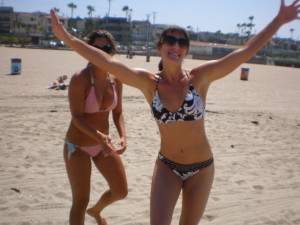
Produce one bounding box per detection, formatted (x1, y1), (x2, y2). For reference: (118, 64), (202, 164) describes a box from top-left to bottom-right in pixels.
(95, 17), (132, 45)
(0, 7), (14, 33)
(14, 13), (40, 35)
(40, 14), (68, 36)
(131, 20), (152, 46)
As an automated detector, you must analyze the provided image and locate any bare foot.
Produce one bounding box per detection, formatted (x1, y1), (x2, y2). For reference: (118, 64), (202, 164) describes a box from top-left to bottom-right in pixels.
(87, 208), (107, 225)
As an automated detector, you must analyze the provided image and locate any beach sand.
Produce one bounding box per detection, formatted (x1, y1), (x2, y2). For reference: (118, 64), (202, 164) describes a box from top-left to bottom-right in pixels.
(0, 46), (299, 224)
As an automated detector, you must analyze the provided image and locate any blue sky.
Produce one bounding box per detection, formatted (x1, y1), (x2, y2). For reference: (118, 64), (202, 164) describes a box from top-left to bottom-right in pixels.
(5, 0), (300, 39)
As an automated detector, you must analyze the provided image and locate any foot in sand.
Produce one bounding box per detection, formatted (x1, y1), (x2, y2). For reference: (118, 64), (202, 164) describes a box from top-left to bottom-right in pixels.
(87, 208), (107, 225)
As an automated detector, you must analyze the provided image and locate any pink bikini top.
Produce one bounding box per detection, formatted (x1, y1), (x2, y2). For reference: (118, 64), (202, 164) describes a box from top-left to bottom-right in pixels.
(84, 68), (118, 113)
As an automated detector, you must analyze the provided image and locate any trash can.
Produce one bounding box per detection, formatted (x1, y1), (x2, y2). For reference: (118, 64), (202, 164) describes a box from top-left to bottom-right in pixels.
(11, 58), (22, 75)
(240, 68), (249, 80)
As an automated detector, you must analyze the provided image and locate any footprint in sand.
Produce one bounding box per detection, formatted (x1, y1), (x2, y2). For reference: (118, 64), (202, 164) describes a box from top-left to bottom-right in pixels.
(15, 174), (25, 179)
(236, 180), (246, 185)
(211, 197), (220, 202)
(55, 192), (67, 198)
(17, 204), (30, 212)
(203, 214), (216, 221)
(253, 185), (264, 190)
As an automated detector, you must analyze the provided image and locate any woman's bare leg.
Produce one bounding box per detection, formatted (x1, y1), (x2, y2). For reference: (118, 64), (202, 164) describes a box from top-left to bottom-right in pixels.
(87, 151), (128, 225)
(150, 159), (183, 225)
(64, 145), (92, 225)
(179, 164), (214, 225)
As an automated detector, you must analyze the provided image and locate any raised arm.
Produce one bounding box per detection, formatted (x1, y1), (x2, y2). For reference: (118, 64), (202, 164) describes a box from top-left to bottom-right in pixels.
(50, 9), (152, 89)
(192, 0), (300, 82)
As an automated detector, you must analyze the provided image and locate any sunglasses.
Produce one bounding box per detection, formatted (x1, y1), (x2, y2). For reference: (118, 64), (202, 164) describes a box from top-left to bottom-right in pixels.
(161, 35), (189, 48)
(93, 45), (114, 54)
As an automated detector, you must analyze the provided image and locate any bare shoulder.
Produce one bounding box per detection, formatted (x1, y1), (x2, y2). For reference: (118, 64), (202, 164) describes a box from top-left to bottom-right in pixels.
(136, 68), (161, 83)
(188, 61), (219, 94)
(135, 68), (157, 78)
(69, 67), (90, 87)
(189, 59), (222, 84)
(133, 68), (159, 103)
(133, 67), (158, 87)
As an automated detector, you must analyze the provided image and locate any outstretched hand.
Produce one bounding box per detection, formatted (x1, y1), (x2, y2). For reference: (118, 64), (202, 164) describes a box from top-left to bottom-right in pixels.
(277, 0), (300, 24)
(50, 9), (73, 45)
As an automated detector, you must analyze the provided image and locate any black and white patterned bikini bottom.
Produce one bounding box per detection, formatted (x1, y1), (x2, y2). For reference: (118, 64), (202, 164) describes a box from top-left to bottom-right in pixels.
(158, 152), (214, 181)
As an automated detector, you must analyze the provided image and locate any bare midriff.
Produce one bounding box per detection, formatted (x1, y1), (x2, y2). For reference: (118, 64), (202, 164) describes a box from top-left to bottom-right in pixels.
(157, 118), (212, 164)
(65, 112), (110, 146)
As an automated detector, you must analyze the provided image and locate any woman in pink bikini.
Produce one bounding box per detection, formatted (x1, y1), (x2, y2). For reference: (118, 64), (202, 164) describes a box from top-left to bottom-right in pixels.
(63, 30), (127, 225)
(52, 0), (299, 224)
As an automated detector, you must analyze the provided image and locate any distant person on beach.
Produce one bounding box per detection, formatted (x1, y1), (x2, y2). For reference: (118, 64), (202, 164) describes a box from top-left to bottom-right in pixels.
(48, 74), (68, 90)
(57, 74), (68, 84)
(50, 1), (299, 224)
(62, 30), (127, 225)
(57, 74), (68, 89)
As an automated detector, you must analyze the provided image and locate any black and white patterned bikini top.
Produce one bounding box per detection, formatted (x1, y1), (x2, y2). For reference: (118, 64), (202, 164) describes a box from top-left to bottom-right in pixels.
(151, 71), (205, 124)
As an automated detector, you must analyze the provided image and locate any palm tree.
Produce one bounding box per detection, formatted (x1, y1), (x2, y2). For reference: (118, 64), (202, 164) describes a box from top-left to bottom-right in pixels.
(248, 16), (254, 35)
(122, 5), (129, 20)
(54, 8), (60, 13)
(246, 23), (254, 36)
(107, 0), (113, 17)
(290, 28), (295, 39)
(128, 9), (133, 22)
(248, 16), (254, 23)
(68, 2), (77, 18)
(186, 26), (193, 32)
(87, 5), (95, 18)
(237, 23), (241, 35)
(241, 23), (247, 36)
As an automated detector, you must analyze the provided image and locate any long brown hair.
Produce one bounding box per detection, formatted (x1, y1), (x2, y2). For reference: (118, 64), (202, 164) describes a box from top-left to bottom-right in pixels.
(85, 30), (117, 55)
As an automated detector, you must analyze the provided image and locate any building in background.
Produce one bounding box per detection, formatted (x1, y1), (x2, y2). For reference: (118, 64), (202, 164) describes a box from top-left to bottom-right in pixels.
(95, 17), (132, 45)
(0, 7), (14, 33)
(0, 6), (299, 67)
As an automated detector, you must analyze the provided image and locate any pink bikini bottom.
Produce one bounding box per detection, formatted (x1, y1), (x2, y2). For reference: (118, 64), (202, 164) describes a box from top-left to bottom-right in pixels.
(65, 141), (102, 160)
